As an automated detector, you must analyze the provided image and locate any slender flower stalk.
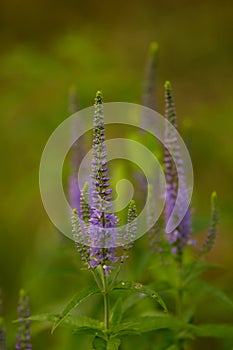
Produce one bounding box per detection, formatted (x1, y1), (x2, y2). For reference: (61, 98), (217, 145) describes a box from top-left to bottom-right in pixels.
(199, 192), (219, 256)
(142, 42), (159, 110)
(15, 290), (32, 350)
(164, 81), (192, 255)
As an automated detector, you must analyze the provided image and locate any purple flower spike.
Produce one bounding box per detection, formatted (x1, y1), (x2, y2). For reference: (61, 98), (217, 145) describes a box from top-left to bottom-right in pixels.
(121, 200), (137, 262)
(70, 91), (137, 274)
(199, 192), (219, 256)
(91, 91), (113, 210)
(15, 290), (32, 350)
(164, 81), (192, 253)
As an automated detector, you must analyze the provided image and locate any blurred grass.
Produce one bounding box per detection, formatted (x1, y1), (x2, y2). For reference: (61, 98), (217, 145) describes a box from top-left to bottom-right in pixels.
(0, 0), (233, 349)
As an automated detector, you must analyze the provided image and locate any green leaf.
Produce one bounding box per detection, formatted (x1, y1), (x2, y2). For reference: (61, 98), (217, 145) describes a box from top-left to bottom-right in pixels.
(189, 280), (233, 309)
(133, 315), (182, 333)
(107, 337), (121, 350)
(121, 294), (141, 314)
(29, 313), (58, 323)
(165, 346), (179, 350)
(110, 298), (122, 326)
(29, 313), (104, 336)
(52, 287), (100, 333)
(113, 281), (168, 312)
(112, 315), (181, 336)
(182, 262), (222, 286)
(112, 321), (141, 336)
(92, 336), (107, 350)
(66, 316), (104, 336)
(188, 324), (233, 338)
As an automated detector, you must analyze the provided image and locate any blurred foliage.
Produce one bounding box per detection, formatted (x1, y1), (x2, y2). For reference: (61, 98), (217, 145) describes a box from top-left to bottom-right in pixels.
(0, 0), (233, 349)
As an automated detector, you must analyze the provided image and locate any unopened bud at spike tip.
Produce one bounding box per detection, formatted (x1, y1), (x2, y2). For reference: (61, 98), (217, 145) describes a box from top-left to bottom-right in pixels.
(95, 91), (103, 105)
(150, 42), (159, 59)
(164, 80), (172, 91)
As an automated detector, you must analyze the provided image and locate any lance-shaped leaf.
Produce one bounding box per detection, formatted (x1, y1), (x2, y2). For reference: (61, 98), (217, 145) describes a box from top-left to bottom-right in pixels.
(187, 323), (233, 339)
(188, 280), (233, 309)
(51, 287), (100, 333)
(112, 281), (167, 312)
(112, 314), (181, 336)
(30, 313), (104, 337)
(182, 261), (223, 287)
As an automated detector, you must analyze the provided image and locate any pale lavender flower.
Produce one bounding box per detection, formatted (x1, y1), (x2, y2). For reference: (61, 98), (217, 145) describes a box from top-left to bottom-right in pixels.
(15, 290), (32, 350)
(164, 81), (192, 253)
(199, 192), (219, 256)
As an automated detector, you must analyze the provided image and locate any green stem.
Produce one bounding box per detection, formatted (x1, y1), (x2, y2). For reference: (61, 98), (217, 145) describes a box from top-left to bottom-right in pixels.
(176, 252), (185, 350)
(101, 265), (110, 332)
(91, 269), (103, 291)
(176, 251), (183, 317)
(109, 263), (122, 290)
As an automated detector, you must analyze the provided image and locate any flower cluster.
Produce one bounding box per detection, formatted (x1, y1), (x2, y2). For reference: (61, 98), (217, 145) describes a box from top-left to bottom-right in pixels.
(71, 91), (137, 274)
(15, 290), (32, 350)
(164, 81), (192, 254)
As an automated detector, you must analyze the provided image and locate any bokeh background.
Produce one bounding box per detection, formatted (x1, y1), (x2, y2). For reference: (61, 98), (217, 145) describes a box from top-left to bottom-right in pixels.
(0, 0), (233, 349)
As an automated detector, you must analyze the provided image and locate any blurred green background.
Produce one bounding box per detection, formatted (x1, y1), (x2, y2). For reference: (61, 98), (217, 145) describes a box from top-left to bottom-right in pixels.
(0, 0), (233, 348)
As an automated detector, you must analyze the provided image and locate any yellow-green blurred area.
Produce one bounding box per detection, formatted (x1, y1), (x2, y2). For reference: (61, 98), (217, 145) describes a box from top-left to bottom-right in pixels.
(0, 0), (233, 349)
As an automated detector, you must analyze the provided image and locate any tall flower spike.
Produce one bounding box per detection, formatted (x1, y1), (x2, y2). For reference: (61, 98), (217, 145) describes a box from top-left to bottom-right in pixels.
(15, 290), (32, 350)
(71, 208), (90, 265)
(199, 192), (219, 256)
(71, 92), (136, 274)
(91, 91), (112, 210)
(90, 92), (118, 273)
(121, 200), (137, 262)
(164, 81), (192, 253)
(80, 182), (91, 223)
(126, 200), (137, 244)
(142, 42), (159, 110)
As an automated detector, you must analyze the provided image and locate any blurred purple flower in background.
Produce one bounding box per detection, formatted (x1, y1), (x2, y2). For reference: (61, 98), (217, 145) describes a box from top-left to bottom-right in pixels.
(164, 81), (192, 254)
(15, 290), (31, 350)
(199, 191), (219, 256)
